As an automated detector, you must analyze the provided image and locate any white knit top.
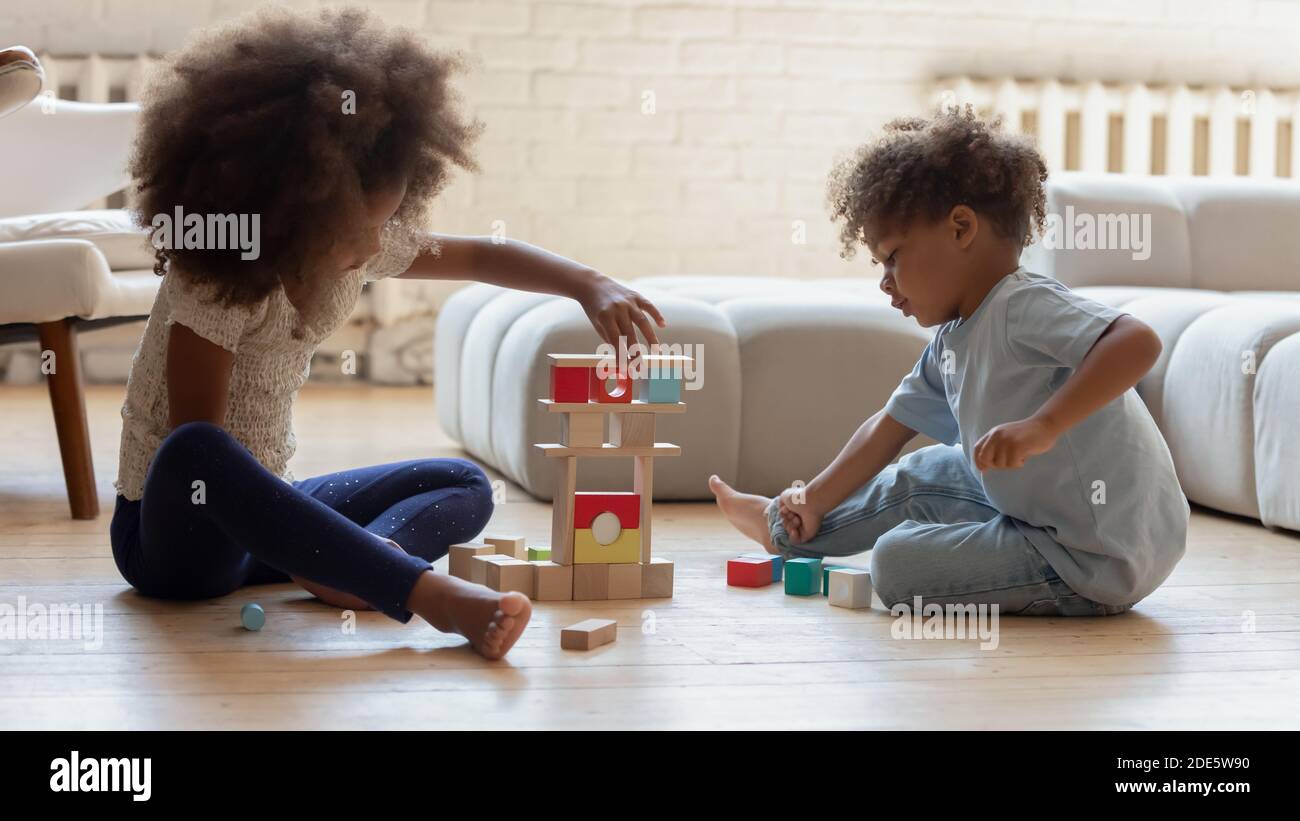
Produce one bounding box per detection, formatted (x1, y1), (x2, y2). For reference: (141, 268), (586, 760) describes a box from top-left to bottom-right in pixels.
(114, 252), (406, 502)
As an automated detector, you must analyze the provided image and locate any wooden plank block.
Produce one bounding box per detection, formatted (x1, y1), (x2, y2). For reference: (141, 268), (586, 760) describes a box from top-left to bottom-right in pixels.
(548, 354), (612, 368)
(610, 412), (655, 447)
(641, 557), (674, 598)
(573, 564), (609, 601)
(828, 568), (873, 610)
(607, 563), (643, 600)
(560, 618), (617, 651)
(484, 535), (526, 560)
(531, 561), (572, 601)
(470, 554), (518, 586)
(560, 412), (604, 448)
(535, 443), (680, 458)
(447, 542), (493, 580)
(550, 456), (577, 565)
(485, 559), (534, 597)
(634, 455), (654, 563)
(539, 399), (686, 414)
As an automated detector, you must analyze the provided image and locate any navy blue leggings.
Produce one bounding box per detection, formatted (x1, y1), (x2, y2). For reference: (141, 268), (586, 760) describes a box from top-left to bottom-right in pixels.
(109, 421), (495, 621)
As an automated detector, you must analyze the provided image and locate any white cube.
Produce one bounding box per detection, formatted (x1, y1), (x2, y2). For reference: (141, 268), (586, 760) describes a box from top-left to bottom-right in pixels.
(828, 568), (872, 610)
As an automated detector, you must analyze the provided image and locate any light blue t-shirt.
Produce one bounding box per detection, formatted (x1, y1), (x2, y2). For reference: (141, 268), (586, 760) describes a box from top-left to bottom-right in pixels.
(884, 268), (1188, 606)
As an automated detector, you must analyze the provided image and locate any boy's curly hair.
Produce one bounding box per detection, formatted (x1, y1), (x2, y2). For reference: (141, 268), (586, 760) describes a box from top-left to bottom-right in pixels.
(826, 106), (1047, 258)
(128, 5), (479, 305)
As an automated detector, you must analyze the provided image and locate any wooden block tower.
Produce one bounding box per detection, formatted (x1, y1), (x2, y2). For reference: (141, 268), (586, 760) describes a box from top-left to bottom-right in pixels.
(534, 352), (692, 601)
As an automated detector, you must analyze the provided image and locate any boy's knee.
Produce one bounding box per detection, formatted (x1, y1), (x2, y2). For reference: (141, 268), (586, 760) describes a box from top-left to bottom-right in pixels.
(868, 528), (918, 609)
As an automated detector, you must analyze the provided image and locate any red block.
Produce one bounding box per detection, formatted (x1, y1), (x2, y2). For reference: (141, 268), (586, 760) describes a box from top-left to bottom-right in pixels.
(551, 365), (591, 403)
(590, 367), (633, 404)
(574, 492), (640, 529)
(727, 557), (773, 588)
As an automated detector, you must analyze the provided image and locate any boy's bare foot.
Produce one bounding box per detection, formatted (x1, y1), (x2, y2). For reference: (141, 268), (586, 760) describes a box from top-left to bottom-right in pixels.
(407, 571), (532, 661)
(708, 474), (778, 554)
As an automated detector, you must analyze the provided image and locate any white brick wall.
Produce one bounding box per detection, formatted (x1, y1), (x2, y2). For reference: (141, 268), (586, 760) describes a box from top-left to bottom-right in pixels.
(7, 0), (1300, 279)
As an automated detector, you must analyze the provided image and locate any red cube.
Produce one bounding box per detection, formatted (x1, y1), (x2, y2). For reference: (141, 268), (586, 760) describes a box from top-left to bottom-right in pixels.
(551, 365), (591, 403)
(727, 557), (773, 588)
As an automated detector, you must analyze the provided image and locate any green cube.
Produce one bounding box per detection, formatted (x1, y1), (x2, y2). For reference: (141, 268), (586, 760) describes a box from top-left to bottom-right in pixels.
(527, 546), (551, 561)
(784, 558), (822, 596)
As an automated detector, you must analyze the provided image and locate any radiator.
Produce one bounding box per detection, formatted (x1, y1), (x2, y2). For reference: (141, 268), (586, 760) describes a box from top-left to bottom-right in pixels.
(936, 77), (1299, 178)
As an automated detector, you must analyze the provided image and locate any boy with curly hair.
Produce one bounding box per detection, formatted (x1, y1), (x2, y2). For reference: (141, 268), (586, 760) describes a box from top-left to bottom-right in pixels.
(711, 108), (1188, 615)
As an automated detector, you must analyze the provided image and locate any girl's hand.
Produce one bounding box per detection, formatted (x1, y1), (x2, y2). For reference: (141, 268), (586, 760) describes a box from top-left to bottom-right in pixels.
(777, 486), (823, 544)
(577, 272), (666, 351)
(973, 417), (1058, 472)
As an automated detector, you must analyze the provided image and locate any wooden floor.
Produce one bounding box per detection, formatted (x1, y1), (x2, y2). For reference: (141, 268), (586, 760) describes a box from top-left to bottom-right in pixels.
(2, 383), (1299, 730)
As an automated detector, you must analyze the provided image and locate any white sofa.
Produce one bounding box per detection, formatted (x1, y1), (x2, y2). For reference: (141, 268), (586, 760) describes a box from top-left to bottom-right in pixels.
(437, 172), (1300, 531)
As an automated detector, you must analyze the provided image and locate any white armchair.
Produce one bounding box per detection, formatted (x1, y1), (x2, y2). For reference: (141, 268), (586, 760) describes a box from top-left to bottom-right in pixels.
(0, 88), (156, 519)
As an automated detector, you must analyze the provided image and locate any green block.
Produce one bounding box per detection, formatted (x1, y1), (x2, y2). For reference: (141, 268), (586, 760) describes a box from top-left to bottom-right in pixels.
(241, 603), (265, 631)
(527, 546), (551, 561)
(822, 564), (848, 596)
(784, 558), (822, 596)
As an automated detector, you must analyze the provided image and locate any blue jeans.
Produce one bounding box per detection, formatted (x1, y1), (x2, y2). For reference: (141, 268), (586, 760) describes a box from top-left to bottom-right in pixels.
(767, 444), (1132, 616)
(110, 421), (495, 621)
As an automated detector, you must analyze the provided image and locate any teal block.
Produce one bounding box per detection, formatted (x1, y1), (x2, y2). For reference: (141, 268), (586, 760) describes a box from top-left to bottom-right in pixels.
(241, 603), (265, 631)
(742, 552), (783, 582)
(637, 375), (681, 404)
(822, 564), (848, 596)
(784, 558), (822, 596)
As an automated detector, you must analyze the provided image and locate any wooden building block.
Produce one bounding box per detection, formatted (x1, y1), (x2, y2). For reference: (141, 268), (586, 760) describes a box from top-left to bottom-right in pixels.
(607, 563), (643, 599)
(548, 354), (610, 368)
(573, 564), (609, 601)
(560, 618), (617, 651)
(532, 561), (573, 601)
(550, 456), (577, 565)
(828, 568), (873, 610)
(641, 557), (674, 598)
(727, 556), (773, 588)
(540, 399), (686, 414)
(742, 552), (783, 582)
(574, 492), (639, 529)
(574, 527), (641, 564)
(485, 558), (534, 597)
(609, 412), (655, 447)
(784, 557), (823, 596)
(550, 364), (590, 403)
(471, 554), (517, 586)
(590, 367), (633, 404)
(821, 564), (850, 597)
(485, 535), (526, 560)
(560, 412), (604, 447)
(448, 542), (493, 580)
(527, 545), (551, 561)
(636, 375), (681, 404)
(634, 455), (654, 563)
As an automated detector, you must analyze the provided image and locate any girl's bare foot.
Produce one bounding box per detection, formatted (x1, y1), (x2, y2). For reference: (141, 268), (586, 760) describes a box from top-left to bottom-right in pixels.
(406, 571), (532, 661)
(708, 474), (778, 554)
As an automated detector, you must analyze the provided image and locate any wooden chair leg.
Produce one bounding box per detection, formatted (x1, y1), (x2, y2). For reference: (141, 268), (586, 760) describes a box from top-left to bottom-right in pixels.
(36, 318), (99, 520)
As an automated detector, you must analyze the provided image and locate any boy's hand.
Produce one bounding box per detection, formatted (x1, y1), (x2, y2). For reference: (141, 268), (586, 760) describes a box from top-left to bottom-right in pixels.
(973, 417), (1058, 472)
(778, 486), (823, 544)
(578, 272), (667, 352)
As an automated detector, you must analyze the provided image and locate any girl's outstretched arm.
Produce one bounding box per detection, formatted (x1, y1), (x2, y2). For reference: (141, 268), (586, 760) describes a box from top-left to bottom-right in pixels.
(398, 234), (666, 350)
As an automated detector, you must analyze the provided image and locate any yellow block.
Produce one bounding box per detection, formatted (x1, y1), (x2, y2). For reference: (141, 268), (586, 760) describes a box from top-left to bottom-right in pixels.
(574, 527), (641, 564)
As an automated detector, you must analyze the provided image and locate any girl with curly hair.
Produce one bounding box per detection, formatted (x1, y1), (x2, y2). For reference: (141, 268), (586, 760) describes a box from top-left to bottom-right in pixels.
(711, 108), (1188, 616)
(112, 7), (667, 660)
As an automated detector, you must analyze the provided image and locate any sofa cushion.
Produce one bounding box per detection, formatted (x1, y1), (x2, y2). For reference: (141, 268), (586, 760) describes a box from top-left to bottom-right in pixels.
(0, 209), (154, 270)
